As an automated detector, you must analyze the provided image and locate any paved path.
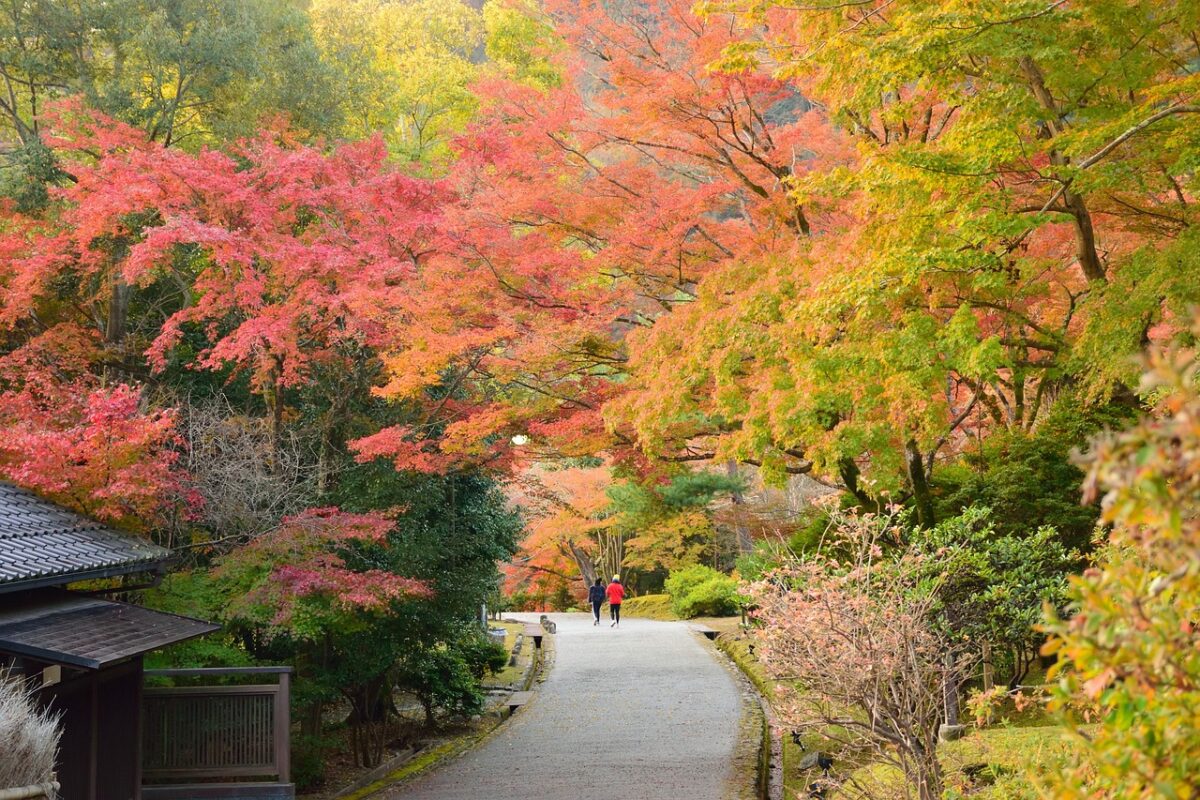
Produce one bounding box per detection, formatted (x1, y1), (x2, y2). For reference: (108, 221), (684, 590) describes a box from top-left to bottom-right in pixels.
(385, 612), (747, 800)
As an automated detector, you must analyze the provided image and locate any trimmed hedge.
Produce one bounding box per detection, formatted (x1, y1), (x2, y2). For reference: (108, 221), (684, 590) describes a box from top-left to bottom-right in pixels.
(665, 565), (740, 618)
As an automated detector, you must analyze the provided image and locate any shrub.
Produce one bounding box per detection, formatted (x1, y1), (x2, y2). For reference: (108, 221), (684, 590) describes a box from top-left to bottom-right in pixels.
(394, 630), (503, 728)
(290, 733), (333, 792)
(664, 564), (740, 618)
(1040, 341), (1200, 798)
(454, 632), (508, 678)
(664, 564), (718, 599)
(0, 670), (61, 789)
(505, 590), (534, 611)
(931, 397), (1131, 553)
(620, 593), (677, 620)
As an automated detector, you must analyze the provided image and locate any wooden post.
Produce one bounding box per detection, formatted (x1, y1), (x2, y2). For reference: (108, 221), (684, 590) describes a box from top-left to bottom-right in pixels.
(134, 657), (144, 800)
(274, 672), (291, 783)
(89, 674), (99, 800)
(943, 652), (960, 726)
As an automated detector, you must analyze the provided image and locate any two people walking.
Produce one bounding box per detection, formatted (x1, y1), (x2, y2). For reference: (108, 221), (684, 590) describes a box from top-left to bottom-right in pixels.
(588, 575), (625, 627)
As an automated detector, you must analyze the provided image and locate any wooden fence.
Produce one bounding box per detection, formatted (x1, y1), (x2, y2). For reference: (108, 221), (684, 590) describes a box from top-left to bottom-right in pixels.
(142, 667), (291, 783)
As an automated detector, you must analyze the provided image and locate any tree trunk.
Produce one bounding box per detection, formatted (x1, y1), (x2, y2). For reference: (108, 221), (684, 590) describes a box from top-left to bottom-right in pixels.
(300, 702), (323, 738)
(566, 539), (597, 587)
(262, 355), (285, 471)
(348, 677), (388, 767)
(102, 273), (132, 383)
(838, 457), (881, 512)
(596, 530), (624, 584)
(1064, 189), (1106, 282)
(1008, 646), (1032, 691)
(913, 760), (944, 800)
(981, 640), (994, 692)
(1017, 55), (1105, 284)
(301, 637), (329, 737)
(725, 460), (754, 558)
(105, 275), (131, 345)
(905, 440), (936, 528)
(317, 391), (349, 496)
(903, 738), (945, 800)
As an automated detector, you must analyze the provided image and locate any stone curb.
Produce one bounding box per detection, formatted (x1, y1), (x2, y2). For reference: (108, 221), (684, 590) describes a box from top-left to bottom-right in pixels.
(325, 747), (423, 800)
(712, 633), (783, 800)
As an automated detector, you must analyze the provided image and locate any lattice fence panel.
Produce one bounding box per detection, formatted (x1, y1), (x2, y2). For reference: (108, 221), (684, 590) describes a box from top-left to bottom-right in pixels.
(143, 689), (277, 776)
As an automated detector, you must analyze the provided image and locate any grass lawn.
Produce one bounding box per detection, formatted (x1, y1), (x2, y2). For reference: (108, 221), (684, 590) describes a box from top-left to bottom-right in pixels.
(843, 723), (1076, 798)
(717, 628), (824, 794)
(941, 724), (1076, 797)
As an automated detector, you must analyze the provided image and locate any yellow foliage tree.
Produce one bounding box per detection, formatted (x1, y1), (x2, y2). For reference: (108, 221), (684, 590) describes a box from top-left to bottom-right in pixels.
(310, 0), (483, 163)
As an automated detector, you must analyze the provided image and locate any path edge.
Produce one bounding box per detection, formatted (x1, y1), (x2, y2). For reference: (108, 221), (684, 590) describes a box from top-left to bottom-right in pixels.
(337, 632), (556, 800)
(710, 633), (783, 800)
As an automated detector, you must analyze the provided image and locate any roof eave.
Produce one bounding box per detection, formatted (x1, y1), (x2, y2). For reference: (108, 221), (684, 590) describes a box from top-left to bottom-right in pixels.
(0, 591), (222, 670)
(0, 561), (170, 595)
(0, 619), (221, 670)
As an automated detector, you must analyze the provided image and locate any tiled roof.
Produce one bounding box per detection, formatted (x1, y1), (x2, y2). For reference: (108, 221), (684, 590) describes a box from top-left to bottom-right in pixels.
(0, 590), (218, 669)
(0, 482), (170, 593)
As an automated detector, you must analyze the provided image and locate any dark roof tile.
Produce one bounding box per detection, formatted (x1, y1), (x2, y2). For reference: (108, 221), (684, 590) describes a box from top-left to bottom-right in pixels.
(0, 483), (170, 593)
(0, 590), (218, 669)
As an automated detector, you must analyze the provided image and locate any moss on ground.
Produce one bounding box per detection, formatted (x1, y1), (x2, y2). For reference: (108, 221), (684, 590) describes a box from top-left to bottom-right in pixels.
(620, 593), (678, 620)
(338, 729), (500, 800)
(943, 724), (1078, 797)
(717, 629), (820, 796)
(729, 682), (769, 800)
(715, 629), (772, 700)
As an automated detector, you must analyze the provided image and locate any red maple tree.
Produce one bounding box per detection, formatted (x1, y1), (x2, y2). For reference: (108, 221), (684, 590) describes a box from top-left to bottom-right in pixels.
(0, 325), (188, 528)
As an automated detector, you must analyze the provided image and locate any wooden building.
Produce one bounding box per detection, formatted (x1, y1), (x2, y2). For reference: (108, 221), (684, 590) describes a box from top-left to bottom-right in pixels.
(0, 483), (293, 800)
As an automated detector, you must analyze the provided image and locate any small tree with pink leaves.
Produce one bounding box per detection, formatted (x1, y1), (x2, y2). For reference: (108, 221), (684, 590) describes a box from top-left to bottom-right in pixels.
(216, 508), (430, 767)
(747, 509), (974, 800)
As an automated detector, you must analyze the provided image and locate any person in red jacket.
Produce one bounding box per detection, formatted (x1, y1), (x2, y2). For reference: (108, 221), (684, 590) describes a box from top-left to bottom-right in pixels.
(606, 575), (625, 627)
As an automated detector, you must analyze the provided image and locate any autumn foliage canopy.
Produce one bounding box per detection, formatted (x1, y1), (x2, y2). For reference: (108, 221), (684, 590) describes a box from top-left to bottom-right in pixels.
(0, 0), (1199, 789)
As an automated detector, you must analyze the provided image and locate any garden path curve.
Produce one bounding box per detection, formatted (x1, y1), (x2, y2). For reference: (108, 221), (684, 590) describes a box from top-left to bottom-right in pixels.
(383, 612), (747, 800)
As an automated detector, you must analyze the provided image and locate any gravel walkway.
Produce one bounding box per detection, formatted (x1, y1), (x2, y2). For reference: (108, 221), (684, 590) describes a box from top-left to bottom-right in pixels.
(384, 612), (746, 800)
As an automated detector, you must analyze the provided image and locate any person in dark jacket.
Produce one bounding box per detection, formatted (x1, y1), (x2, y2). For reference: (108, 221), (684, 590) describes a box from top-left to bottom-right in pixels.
(587, 578), (606, 626)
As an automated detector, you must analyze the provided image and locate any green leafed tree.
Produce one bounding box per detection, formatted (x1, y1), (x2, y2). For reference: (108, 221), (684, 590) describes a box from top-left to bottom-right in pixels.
(911, 506), (1078, 692)
(0, 0), (337, 144)
(0, 0), (339, 207)
(608, 0), (1200, 525)
(482, 0), (561, 88)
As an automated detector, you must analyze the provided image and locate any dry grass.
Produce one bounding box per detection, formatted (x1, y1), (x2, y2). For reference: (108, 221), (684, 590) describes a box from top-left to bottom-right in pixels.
(0, 671), (61, 789)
